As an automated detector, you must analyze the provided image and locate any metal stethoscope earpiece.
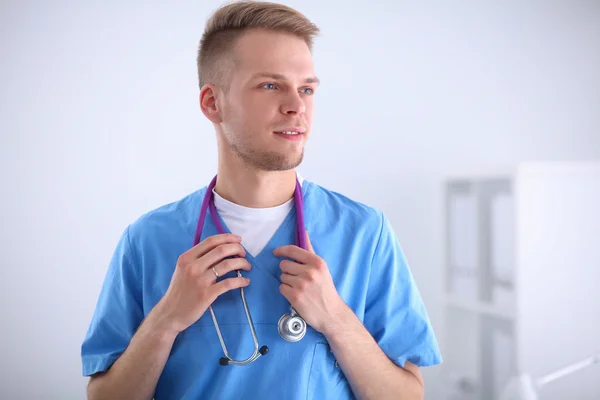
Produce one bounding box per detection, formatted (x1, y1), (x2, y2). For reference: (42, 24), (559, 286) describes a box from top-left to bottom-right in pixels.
(210, 272), (270, 366)
(193, 175), (309, 366)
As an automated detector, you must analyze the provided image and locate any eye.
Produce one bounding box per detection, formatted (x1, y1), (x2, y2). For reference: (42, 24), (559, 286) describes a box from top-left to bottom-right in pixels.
(301, 87), (314, 95)
(262, 83), (277, 90)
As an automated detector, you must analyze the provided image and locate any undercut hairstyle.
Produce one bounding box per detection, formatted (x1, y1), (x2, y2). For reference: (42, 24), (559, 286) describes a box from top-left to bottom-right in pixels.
(196, 1), (320, 90)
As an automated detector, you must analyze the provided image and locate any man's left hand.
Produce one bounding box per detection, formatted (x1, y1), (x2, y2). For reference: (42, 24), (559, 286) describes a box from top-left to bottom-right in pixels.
(273, 230), (347, 336)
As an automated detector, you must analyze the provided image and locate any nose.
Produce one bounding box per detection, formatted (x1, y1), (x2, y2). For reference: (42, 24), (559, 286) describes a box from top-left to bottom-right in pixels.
(280, 91), (306, 115)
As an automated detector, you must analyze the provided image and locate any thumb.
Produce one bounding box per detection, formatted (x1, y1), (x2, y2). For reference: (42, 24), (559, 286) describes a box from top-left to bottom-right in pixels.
(305, 230), (314, 253)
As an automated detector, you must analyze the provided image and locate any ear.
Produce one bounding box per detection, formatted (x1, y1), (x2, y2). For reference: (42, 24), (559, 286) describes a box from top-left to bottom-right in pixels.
(199, 84), (222, 124)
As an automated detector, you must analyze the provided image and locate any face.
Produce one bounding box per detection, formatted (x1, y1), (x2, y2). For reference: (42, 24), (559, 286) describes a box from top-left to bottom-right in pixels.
(202, 29), (318, 171)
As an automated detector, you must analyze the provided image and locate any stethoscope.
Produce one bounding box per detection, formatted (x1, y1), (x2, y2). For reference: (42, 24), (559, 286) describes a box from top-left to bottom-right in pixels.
(193, 175), (309, 366)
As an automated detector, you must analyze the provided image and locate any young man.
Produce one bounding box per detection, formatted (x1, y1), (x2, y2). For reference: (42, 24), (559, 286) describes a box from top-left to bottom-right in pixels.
(81, 2), (442, 399)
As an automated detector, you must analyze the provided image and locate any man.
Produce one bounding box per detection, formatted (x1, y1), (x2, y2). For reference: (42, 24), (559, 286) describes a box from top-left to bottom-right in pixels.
(81, 2), (442, 399)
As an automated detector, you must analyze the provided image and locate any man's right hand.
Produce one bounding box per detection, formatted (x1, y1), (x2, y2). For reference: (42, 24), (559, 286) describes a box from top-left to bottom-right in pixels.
(154, 233), (251, 335)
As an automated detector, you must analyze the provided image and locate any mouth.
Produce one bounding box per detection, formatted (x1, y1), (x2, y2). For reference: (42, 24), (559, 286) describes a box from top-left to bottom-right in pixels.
(274, 127), (305, 141)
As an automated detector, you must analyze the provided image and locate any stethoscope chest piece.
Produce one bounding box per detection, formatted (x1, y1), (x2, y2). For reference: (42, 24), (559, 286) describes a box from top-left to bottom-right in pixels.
(278, 310), (307, 342)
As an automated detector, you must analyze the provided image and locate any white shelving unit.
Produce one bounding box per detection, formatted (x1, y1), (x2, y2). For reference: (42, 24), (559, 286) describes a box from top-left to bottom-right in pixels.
(441, 162), (600, 400)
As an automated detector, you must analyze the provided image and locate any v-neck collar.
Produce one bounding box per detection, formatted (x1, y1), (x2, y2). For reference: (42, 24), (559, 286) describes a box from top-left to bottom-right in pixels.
(198, 181), (310, 284)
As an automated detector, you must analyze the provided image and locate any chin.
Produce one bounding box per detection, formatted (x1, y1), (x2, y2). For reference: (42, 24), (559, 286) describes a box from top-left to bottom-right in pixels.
(269, 152), (304, 171)
(233, 147), (303, 172)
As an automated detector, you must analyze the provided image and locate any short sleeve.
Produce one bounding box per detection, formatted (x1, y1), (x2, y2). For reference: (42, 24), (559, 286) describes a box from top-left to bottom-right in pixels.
(81, 226), (144, 376)
(363, 213), (442, 368)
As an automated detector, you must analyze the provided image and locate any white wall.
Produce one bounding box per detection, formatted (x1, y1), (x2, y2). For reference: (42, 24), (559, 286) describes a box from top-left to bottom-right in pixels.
(516, 163), (600, 399)
(1, 0), (599, 398)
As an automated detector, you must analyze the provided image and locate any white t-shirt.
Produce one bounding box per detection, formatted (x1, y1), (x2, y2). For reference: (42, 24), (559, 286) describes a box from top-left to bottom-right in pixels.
(212, 174), (304, 257)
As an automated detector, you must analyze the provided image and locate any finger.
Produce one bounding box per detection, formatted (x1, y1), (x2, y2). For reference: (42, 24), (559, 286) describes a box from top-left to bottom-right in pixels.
(279, 259), (304, 276)
(273, 245), (313, 264)
(305, 230), (314, 253)
(210, 257), (252, 280)
(279, 283), (293, 301)
(212, 276), (250, 298)
(189, 234), (242, 259)
(280, 272), (303, 288)
(198, 243), (246, 270)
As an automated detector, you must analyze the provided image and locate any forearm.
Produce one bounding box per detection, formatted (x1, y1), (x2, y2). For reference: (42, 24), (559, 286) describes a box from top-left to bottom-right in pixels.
(87, 303), (179, 400)
(324, 305), (424, 400)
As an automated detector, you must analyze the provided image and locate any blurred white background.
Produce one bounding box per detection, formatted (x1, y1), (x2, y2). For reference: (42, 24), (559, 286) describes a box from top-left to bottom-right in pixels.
(1, 0), (599, 399)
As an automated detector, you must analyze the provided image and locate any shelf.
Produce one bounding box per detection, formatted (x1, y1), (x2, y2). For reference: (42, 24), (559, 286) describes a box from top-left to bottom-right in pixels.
(442, 167), (515, 182)
(444, 295), (515, 320)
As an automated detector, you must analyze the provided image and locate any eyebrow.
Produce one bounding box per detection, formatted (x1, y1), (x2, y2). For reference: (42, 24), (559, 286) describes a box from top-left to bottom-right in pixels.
(250, 72), (320, 85)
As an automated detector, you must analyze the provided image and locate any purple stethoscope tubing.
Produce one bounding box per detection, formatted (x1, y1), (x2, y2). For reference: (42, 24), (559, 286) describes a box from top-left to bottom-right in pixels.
(194, 176), (307, 251)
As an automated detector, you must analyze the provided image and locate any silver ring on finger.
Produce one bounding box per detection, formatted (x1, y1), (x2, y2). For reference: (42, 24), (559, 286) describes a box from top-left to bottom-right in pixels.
(212, 266), (219, 278)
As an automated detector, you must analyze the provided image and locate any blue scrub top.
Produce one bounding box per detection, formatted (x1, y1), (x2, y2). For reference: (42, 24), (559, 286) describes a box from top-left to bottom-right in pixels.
(81, 179), (442, 399)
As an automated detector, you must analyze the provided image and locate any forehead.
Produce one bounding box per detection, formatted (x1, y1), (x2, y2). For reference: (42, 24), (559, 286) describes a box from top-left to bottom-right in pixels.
(231, 29), (315, 80)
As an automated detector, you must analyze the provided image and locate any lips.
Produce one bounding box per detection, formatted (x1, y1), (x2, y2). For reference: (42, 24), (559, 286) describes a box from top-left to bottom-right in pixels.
(273, 126), (306, 135)
(274, 129), (304, 141)
(274, 130), (303, 136)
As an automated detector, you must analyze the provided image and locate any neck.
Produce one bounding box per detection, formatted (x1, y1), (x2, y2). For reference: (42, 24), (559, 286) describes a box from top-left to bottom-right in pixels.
(214, 160), (297, 209)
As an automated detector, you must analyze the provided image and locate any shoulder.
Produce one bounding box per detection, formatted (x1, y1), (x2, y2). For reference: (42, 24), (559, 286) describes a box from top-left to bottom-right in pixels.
(302, 179), (386, 237)
(126, 187), (207, 245)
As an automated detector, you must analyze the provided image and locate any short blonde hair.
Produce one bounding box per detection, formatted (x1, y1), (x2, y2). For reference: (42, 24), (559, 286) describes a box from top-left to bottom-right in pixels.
(197, 1), (320, 89)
